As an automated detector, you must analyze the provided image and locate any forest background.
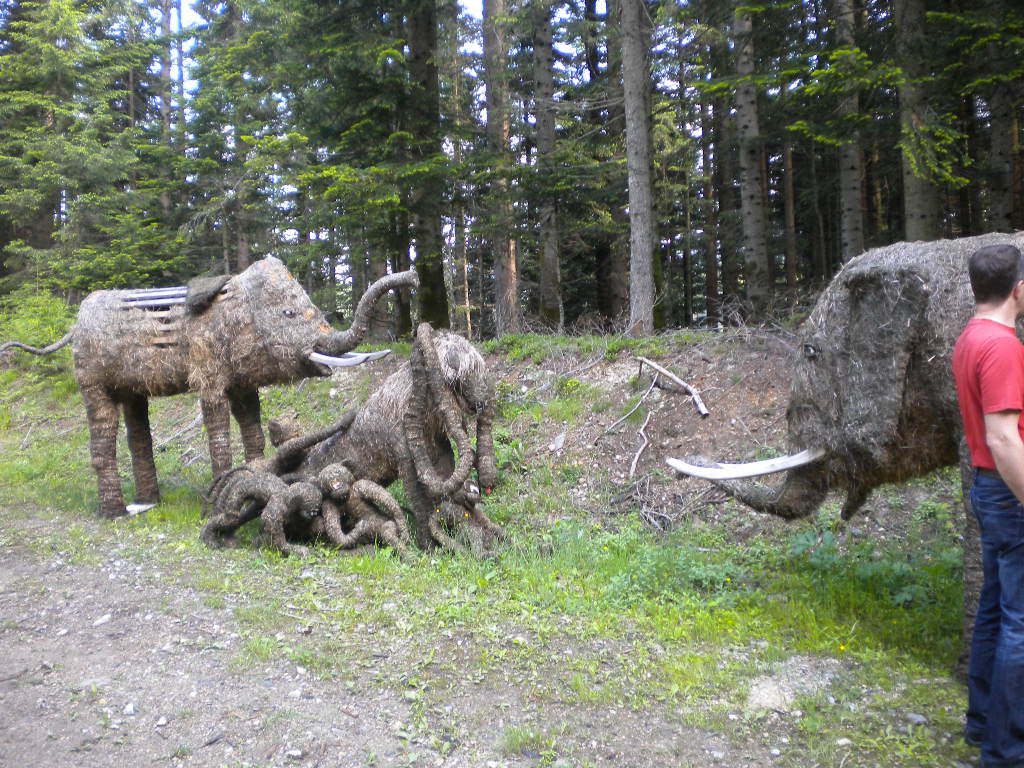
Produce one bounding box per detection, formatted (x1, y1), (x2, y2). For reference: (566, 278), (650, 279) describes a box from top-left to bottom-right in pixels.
(0, 0), (1022, 340)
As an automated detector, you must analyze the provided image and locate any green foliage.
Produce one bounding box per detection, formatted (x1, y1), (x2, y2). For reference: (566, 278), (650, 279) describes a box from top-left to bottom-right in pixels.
(0, 288), (75, 372)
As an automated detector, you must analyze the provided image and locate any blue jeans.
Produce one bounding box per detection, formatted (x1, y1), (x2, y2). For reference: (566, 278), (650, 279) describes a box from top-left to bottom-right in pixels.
(968, 470), (1024, 767)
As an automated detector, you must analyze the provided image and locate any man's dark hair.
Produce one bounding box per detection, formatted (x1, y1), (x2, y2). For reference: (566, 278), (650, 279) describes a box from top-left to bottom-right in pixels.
(969, 244), (1024, 304)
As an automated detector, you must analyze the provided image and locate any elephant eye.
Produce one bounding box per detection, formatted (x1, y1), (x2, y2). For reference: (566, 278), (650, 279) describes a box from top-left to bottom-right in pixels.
(803, 344), (819, 359)
(283, 309), (296, 318)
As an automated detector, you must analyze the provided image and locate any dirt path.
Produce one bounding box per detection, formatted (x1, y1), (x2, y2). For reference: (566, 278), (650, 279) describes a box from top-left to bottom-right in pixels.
(0, 512), (773, 768)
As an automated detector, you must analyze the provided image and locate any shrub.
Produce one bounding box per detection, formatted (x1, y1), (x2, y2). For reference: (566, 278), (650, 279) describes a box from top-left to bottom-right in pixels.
(0, 288), (75, 373)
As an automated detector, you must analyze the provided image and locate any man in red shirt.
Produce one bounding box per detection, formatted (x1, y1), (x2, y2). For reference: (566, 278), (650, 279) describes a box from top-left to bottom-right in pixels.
(953, 243), (1024, 768)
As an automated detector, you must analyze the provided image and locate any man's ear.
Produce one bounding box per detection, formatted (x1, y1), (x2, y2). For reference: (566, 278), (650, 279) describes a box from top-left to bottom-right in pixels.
(1013, 279), (1024, 301)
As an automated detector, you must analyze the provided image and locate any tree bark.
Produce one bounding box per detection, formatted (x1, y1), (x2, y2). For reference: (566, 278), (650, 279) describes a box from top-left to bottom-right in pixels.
(893, 0), (941, 240)
(783, 141), (798, 288)
(834, 0), (864, 261)
(701, 100), (720, 326)
(483, 0), (522, 335)
(620, 0), (656, 336)
(987, 85), (1016, 232)
(159, 0), (173, 218)
(733, 5), (770, 314)
(533, 0), (563, 331)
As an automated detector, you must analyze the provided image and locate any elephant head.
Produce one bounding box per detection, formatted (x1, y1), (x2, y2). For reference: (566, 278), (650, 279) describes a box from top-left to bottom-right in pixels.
(188, 257), (415, 390)
(668, 233), (1024, 520)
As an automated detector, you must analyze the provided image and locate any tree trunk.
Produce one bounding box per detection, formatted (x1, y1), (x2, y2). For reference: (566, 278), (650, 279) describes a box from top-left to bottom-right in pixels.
(620, 0), (655, 336)
(701, 101), (720, 326)
(893, 0), (941, 240)
(388, 210), (413, 337)
(733, 5), (770, 314)
(834, 0), (864, 261)
(159, 0), (173, 218)
(957, 97), (983, 236)
(483, 0), (522, 335)
(533, 0), (562, 331)
(988, 86), (1016, 232)
(367, 247), (392, 341)
(407, 0), (450, 328)
(783, 141), (798, 288)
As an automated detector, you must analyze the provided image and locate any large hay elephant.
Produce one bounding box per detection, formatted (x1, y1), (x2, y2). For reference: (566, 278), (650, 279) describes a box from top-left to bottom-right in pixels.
(668, 231), (1024, 667)
(1, 257), (416, 517)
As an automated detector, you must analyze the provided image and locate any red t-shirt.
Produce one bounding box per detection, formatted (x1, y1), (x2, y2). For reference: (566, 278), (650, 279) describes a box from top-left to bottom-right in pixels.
(953, 317), (1024, 469)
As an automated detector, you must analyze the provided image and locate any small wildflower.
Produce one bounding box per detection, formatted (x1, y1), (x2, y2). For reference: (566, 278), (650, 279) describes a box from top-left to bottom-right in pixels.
(839, 644), (847, 652)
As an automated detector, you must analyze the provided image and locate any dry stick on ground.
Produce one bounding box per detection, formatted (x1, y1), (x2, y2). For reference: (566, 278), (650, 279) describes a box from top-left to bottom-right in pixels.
(629, 411), (654, 478)
(155, 412), (203, 451)
(634, 356), (710, 417)
(595, 374), (659, 444)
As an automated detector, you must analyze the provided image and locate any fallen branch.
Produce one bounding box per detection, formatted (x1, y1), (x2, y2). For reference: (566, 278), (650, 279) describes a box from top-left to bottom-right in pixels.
(595, 374), (659, 443)
(634, 356), (710, 417)
(629, 411), (653, 478)
(155, 412), (203, 451)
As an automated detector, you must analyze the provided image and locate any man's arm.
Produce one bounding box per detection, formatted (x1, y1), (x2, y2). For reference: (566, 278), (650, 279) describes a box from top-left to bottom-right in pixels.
(985, 410), (1024, 503)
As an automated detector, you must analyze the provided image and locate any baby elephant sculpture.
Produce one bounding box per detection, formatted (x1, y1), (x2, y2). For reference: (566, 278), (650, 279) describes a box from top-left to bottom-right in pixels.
(201, 324), (504, 558)
(0, 257), (417, 518)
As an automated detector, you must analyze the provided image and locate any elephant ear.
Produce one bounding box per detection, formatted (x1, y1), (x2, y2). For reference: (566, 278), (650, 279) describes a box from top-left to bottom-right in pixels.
(185, 275), (231, 315)
(834, 259), (930, 462)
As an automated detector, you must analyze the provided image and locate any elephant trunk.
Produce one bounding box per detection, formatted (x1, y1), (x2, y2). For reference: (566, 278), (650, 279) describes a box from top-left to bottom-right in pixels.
(708, 466), (829, 519)
(320, 270), (419, 354)
(404, 324), (475, 498)
(669, 452), (829, 520)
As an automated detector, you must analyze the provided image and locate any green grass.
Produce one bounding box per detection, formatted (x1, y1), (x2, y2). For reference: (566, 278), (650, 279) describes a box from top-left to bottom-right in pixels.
(0, 348), (977, 768)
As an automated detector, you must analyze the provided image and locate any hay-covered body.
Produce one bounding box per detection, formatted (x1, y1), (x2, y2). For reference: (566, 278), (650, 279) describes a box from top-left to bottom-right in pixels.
(678, 231), (1024, 669)
(8, 256), (417, 517)
(198, 325), (502, 558)
(789, 235), (987, 496)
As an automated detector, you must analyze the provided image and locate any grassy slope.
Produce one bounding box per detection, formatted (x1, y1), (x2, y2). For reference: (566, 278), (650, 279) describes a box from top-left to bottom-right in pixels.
(0, 333), (974, 767)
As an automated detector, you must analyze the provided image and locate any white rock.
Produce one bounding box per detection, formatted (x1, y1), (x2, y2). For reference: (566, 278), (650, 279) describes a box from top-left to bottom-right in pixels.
(123, 703), (135, 716)
(156, 716), (168, 727)
(93, 614), (112, 627)
(836, 738), (852, 747)
(286, 749), (303, 760)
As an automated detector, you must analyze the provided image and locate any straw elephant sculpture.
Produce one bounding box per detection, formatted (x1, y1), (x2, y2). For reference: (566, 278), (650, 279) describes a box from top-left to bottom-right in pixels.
(201, 323), (504, 558)
(0, 257), (417, 518)
(668, 231), (1024, 667)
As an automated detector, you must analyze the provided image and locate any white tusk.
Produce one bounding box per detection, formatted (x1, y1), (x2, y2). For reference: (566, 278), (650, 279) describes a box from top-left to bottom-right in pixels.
(665, 446), (826, 480)
(309, 350), (391, 368)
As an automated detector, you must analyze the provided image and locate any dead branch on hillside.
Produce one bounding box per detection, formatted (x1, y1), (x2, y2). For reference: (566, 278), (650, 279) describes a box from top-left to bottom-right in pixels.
(629, 411), (653, 478)
(595, 374), (659, 443)
(634, 357), (710, 417)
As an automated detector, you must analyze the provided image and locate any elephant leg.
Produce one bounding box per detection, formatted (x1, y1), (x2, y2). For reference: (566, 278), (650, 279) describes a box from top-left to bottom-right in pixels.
(262, 497), (308, 558)
(122, 393), (159, 506)
(228, 386), (265, 463)
(201, 394), (233, 477)
(81, 386), (125, 518)
(399, 458), (437, 551)
(200, 509), (245, 549)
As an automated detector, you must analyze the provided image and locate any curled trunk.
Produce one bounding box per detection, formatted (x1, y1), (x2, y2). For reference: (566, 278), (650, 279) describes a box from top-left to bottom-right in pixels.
(403, 324), (475, 498)
(318, 269), (419, 355)
(683, 456), (828, 520)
